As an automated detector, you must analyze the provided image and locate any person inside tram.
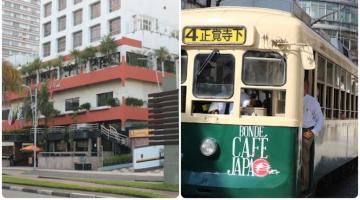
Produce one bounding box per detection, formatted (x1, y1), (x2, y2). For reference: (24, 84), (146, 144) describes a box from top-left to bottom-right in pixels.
(208, 90), (250, 115)
(302, 79), (324, 193)
(249, 93), (263, 107)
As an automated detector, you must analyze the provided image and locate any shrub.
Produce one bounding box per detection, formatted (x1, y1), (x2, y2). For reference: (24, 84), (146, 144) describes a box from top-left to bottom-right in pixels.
(125, 97), (143, 107)
(103, 154), (132, 166)
(108, 98), (120, 107)
(79, 102), (91, 110)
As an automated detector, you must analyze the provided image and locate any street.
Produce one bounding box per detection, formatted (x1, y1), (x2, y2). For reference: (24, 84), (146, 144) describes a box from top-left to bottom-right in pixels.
(315, 163), (358, 198)
(3, 189), (56, 198)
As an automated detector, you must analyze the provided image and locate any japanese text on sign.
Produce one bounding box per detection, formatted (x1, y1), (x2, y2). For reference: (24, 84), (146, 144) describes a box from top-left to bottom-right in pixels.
(183, 27), (246, 44)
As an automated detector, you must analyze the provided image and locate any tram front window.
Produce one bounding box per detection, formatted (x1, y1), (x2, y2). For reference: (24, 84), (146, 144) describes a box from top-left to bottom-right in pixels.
(242, 51), (286, 86)
(193, 52), (235, 98)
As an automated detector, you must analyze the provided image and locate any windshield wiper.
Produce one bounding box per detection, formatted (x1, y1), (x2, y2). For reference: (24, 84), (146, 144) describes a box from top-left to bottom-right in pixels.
(196, 49), (219, 77)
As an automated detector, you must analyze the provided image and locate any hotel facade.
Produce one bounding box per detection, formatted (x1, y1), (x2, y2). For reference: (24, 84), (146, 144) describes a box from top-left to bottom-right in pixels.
(3, 0), (178, 169)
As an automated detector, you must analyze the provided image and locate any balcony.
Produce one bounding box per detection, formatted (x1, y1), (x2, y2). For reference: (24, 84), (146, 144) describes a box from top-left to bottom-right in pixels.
(2, 104), (148, 131)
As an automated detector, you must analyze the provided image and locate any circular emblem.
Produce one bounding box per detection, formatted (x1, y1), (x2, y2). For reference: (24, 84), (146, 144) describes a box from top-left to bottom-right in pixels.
(253, 158), (270, 177)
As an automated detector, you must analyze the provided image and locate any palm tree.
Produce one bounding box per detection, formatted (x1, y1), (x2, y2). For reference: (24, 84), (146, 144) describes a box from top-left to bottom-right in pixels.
(2, 60), (23, 103)
(99, 35), (117, 56)
(80, 46), (97, 71)
(51, 55), (64, 79)
(99, 35), (118, 67)
(155, 47), (170, 77)
(70, 50), (82, 75)
(38, 82), (60, 127)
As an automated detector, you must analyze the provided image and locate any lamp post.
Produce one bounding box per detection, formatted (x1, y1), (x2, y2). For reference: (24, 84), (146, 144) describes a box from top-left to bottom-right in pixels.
(22, 84), (38, 170)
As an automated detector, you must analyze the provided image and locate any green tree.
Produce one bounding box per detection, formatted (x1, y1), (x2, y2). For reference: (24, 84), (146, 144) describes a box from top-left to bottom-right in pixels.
(38, 82), (60, 127)
(155, 47), (170, 76)
(2, 60), (23, 102)
(99, 35), (117, 56)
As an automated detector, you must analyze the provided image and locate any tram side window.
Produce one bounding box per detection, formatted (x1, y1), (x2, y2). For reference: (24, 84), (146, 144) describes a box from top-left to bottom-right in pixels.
(333, 89), (340, 118)
(241, 89), (285, 117)
(193, 53), (235, 98)
(181, 50), (187, 83)
(325, 86), (332, 119)
(242, 51), (286, 86)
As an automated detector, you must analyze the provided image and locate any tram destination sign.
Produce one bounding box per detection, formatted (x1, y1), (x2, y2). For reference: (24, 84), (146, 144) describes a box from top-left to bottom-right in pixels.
(183, 26), (246, 45)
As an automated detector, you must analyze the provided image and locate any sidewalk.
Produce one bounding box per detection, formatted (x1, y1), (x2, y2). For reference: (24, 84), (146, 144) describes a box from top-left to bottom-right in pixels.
(3, 184), (121, 198)
(3, 167), (163, 181)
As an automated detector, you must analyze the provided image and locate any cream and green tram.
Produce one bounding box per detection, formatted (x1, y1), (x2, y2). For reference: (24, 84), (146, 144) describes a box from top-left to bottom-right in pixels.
(181, 6), (358, 197)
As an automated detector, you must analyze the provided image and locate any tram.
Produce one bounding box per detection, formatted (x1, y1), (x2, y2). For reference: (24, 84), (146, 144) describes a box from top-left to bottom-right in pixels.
(181, 3), (358, 198)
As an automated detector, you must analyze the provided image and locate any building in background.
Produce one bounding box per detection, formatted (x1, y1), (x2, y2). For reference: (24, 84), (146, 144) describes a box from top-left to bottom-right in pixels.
(297, 0), (357, 64)
(2, 0), (178, 170)
(2, 0), (40, 58)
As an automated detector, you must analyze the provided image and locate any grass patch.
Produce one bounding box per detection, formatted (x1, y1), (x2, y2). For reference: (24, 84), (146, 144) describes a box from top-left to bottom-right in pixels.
(103, 154), (132, 166)
(3, 175), (172, 198)
(47, 177), (178, 192)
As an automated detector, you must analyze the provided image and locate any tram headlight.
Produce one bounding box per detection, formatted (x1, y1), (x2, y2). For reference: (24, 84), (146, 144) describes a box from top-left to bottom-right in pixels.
(200, 138), (218, 157)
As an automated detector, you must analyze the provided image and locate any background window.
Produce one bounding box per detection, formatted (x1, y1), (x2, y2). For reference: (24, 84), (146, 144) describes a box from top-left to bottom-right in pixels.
(90, 2), (101, 19)
(58, 16), (66, 31)
(43, 42), (51, 57)
(109, 17), (121, 35)
(109, 0), (120, 12)
(43, 22), (51, 37)
(74, 0), (82, 5)
(65, 98), (79, 111)
(58, 0), (66, 11)
(44, 2), (52, 17)
(73, 9), (82, 26)
(73, 31), (82, 48)
(97, 92), (113, 107)
(90, 24), (101, 42)
(57, 37), (66, 52)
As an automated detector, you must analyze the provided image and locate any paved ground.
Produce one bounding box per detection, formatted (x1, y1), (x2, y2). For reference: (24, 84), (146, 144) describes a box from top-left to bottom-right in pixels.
(3, 167), (163, 181)
(2, 189), (56, 198)
(2, 184), (127, 198)
(317, 169), (358, 197)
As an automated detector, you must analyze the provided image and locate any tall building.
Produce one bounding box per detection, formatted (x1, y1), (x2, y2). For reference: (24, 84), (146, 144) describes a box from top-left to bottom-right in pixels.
(2, 0), (40, 58)
(2, 0), (178, 169)
(298, 0), (358, 64)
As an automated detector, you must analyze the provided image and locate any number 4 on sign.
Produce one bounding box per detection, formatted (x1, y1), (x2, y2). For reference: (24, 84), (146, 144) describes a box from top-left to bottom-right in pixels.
(185, 28), (197, 41)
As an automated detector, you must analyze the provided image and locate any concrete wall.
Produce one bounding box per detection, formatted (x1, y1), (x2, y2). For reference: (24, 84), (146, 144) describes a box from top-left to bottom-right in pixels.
(164, 145), (179, 184)
(133, 145), (164, 170)
(52, 79), (158, 114)
(38, 155), (102, 170)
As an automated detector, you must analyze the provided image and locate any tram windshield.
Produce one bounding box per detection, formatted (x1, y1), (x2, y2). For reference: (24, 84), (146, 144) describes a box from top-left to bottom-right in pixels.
(242, 51), (286, 86)
(193, 52), (235, 98)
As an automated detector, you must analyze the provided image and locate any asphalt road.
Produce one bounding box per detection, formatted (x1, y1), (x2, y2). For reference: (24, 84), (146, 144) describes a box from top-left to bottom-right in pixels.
(2, 189), (56, 198)
(315, 165), (358, 197)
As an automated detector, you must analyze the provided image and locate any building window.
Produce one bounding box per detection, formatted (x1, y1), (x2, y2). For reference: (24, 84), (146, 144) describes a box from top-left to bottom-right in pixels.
(73, 31), (82, 48)
(141, 19), (152, 31)
(58, 0), (66, 11)
(43, 42), (51, 57)
(97, 92), (113, 107)
(65, 97), (79, 111)
(58, 16), (66, 32)
(90, 24), (101, 42)
(74, 0), (82, 5)
(109, 17), (121, 36)
(57, 37), (66, 53)
(2, 109), (10, 120)
(90, 2), (101, 19)
(109, 0), (120, 12)
(43, 22), (51, 37)
(73, 9), (82, 26)
(44, 2), (52, 17)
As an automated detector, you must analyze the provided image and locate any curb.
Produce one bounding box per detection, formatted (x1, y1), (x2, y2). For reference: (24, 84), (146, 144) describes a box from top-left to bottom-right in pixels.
(3, 185), (108, 198)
